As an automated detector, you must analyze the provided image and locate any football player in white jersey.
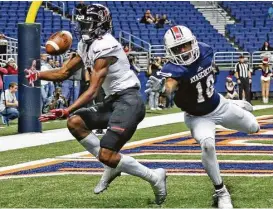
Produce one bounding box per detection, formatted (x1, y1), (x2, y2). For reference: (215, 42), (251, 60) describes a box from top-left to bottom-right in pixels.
(25, 4), (166, 205)
(145, 25), (260, 209)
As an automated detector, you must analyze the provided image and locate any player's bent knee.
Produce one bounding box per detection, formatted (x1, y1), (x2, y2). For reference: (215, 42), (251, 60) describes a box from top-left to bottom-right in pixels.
(67, 116), (81, 131)
(201, 137), (215, 152)
(67, 116), (86, 139)
(98, 148), (119, 168)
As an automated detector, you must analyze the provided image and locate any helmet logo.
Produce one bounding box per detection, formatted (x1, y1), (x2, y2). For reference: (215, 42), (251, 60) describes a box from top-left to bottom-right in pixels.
(76, 15), (84, 21)
(98, 10), (104, 20)
(171, 26), (183, 40)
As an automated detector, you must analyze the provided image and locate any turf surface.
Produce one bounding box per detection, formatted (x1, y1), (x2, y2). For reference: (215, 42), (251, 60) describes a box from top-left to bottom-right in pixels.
(0, 175), (272, 208)
(0, 105), (272, 208)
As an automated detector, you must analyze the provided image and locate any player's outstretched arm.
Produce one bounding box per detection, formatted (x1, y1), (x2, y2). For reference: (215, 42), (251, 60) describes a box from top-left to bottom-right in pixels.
(66, 56), (116, 114)
(25, 54), (84, 84)
(39, 54), (84, 81)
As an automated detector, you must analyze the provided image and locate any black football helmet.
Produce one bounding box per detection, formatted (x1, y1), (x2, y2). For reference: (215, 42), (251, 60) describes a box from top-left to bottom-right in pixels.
(74, 4), (112, 44)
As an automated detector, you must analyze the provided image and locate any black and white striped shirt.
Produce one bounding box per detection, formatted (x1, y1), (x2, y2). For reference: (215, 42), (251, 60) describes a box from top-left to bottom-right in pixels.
(234, 62), (250, 78)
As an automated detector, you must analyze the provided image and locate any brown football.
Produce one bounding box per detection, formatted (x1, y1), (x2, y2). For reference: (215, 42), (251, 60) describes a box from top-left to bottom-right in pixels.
(45, 30), (73, 55)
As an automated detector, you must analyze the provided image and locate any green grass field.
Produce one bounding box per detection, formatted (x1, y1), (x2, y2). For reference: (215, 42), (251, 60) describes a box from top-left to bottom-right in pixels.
(247, 140), (273, 144)
(0, 105), (272, 208)
(0, 175), (272, 208)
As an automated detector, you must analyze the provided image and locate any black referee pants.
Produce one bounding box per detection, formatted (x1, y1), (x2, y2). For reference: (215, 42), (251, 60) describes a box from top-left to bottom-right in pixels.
(238, 77), (251, 103)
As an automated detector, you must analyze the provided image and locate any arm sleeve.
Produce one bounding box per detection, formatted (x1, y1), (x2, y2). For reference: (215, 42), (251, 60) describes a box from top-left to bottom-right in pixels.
(159, 63), (185, 79)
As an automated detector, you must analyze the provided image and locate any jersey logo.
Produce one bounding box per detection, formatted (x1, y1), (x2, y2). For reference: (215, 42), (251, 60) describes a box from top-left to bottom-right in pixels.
(197, 66), (203, 72)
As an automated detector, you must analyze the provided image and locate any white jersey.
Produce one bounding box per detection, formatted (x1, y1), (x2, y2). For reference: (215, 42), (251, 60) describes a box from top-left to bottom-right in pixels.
(77, 33), (140, 96)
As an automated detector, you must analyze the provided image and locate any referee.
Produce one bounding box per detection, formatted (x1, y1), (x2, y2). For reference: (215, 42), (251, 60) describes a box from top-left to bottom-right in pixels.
(234, 55), (252, 103)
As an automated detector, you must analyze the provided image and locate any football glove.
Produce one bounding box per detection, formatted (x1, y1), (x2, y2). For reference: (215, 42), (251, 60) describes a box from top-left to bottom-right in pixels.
(39, 109), (69, 122)
(39, 113), (57, 122)
(145, 76), (166, 94)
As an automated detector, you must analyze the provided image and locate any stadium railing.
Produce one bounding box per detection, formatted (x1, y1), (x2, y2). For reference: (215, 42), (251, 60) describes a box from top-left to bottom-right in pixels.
(252, 51), (273, 66)
(5, 36), (18, 54)
(150, 45), (166, 58)
(119, 30), (151, 71)
(71, 8), (76, 23)
(194, 1), (227, 24)
(44, 1), (66, 18)
(214, 51), (251, 70)
(0, 54), (18, 64)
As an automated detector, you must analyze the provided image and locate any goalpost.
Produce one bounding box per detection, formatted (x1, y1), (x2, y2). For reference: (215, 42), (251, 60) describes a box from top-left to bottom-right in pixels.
(18, 1), (42, 133)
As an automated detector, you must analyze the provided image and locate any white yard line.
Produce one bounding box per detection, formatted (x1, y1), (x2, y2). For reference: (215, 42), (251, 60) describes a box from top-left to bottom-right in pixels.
(0, 172), (273, 180)
(0, 112), (186, 152)
(129, 152), (273, 156)
(1, 171), (273, 180)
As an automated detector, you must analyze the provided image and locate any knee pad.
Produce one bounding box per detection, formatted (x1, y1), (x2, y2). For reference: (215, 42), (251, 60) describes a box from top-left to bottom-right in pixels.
(201, 137), (215, 152)
(100, 129), (123, 152)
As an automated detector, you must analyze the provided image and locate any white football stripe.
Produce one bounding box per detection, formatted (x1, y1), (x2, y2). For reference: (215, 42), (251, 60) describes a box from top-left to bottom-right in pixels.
(46, 40), (60, 51)
(62, 30), (73, 40)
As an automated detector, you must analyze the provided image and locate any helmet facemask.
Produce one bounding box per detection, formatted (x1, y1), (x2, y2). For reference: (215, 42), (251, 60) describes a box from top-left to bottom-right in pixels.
(166, 36), (200, 66)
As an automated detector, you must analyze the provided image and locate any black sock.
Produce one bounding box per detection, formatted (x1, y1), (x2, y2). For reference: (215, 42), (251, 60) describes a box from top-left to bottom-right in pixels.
(214, 182), (224, 190)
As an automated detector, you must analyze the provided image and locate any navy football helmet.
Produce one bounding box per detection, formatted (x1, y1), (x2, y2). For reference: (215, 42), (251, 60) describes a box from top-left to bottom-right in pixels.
(75, 4), (112, 44)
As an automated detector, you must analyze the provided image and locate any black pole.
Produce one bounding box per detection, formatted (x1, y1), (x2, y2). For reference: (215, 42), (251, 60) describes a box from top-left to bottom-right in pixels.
(18, 23), (41, 133)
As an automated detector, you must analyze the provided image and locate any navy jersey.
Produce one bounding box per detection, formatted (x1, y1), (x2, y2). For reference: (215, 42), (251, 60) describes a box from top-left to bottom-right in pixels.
(161, 42), (220, 116)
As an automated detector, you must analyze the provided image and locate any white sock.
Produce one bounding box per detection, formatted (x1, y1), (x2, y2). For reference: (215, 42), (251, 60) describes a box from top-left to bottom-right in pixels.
(79, 134), (117, 172)
(79, 133), (100, 158)
(117, 154), (158, 184)
(201, 138), (222, 186)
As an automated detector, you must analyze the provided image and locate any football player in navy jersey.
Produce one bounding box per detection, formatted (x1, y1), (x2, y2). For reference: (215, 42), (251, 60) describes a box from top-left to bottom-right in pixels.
(146, 25), (260, 209)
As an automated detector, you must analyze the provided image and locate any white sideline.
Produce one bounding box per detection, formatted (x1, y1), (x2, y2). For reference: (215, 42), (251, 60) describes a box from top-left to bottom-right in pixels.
(0, 105), (272, 152)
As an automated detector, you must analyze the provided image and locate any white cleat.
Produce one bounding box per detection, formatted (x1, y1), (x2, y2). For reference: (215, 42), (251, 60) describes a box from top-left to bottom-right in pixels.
(94, 167), (121, 194)
(231, 100), (253, 112)
(213, 185), (233, 209)
(151, 168), (167, 205)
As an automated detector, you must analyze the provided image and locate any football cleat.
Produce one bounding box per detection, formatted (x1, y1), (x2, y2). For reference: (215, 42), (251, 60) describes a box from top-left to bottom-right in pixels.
(94, 167), (121, 194)
(213, 185), (233, 209)
(151, 168), (167, 205)
(230, 100), (253, 112)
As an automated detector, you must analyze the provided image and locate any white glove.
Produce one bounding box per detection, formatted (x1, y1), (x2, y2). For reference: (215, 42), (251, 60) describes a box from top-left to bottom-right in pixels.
(145, 76), (165, 94)
(237, 79), (241, 84)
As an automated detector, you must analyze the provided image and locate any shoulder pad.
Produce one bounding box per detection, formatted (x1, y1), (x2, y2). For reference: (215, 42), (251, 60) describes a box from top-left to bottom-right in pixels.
(91, 34), (121, 60)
